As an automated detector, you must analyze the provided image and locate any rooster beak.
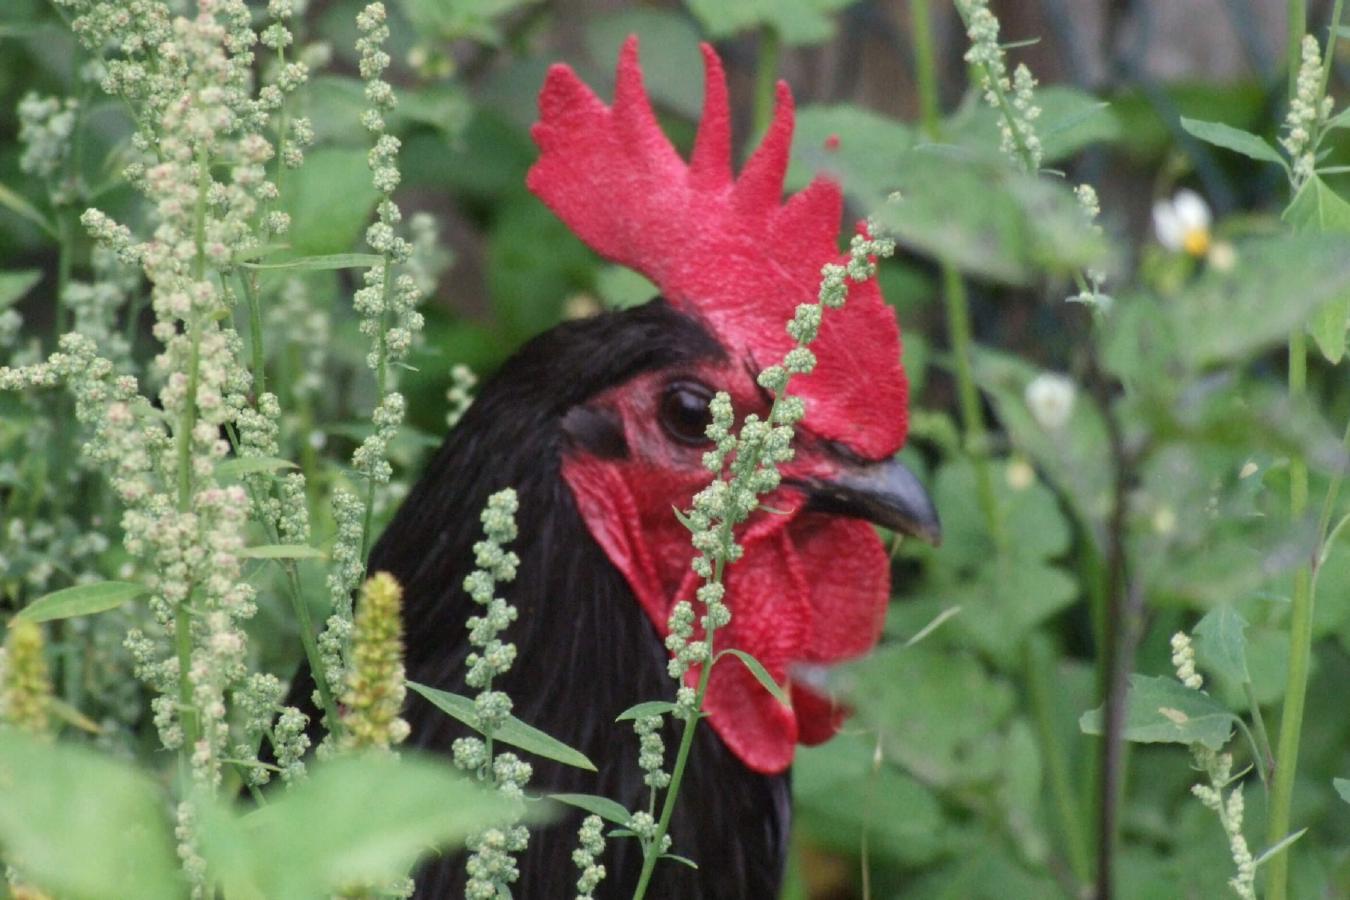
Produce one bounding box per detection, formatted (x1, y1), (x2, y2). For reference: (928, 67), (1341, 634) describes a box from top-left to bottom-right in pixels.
(799, 456), (942, 546)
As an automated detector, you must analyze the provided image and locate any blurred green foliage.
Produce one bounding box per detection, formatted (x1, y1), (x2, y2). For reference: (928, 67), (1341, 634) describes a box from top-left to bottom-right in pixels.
(1, 1), (1349, 899)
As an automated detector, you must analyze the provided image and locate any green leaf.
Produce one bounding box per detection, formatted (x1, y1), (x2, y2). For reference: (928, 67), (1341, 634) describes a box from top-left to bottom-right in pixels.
(549, 792), (631, 826)
(972, 347), (1112, 538)
(215, 456), (298, 478)
(793, 731), (945, 864)
(408, 681), (597, 771)
(0, 182), (56, 236)
(283, 147), (380, 256)
(200, 751), (522, 900)
(596, 265), (658, 310)
(399, 0), (544, 44)
(661, 853), (699, 869)
(1283, 175), (1350, 362)
(685, 0), (861, 45)
(49, 697), (103, 734)
(1193, 605), (1251, 684)
(716, 648), (791, 706)
(788, 105), (916, 196)
(947, 87), (1120, 164)
(1252, 827), (1309, 867)
(857, 149), (1105, 286)
(1170, 233), (1350, 368)
(15, 580), (149, 624)
(614, 700), (677, 722)
(0, 731), (182, 900)
(238, 544), (326, 560)
(1334, 777), (1350, 804)
(0, 269), (41, 309)
(241, 253), (384, 271)
(1079, 674), (1236, 750)
(231, 243), (290, 263)
(1179, 116), (1288, 170)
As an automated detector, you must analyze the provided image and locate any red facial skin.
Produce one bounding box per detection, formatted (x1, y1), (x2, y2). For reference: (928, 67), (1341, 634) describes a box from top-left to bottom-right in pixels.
(561, 358), (891, 775)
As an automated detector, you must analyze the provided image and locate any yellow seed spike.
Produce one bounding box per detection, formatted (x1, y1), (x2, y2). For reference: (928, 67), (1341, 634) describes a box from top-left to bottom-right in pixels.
(339, 571), (410, 752)
(2, 619), (53, 736)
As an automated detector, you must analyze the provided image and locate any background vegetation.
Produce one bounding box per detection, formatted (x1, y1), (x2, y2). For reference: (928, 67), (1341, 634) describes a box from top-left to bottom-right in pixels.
(1, 0), (1348, 898)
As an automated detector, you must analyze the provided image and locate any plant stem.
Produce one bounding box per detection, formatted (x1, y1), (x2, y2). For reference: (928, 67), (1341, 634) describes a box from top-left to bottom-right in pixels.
(172, 144), (212, 765)
(952, 3), (1039, 174)
(239, 272), (266, 398)
(1289, 0), (1308, 101)
(1243, 681), (1275, 786)
(630, 586), (720, 900)
(753, 27), (781, 139)
(1026, 634), (1093, 886)
(940, 263), (1005, 549)
(222, 420), (340, 734)
(1266, 326), (1312, 900)
(175, 594), (200, 750)
(1266, 3), (1345, 890)
(359, 258), (395, 563)
(909, 0), (941, 138)
(633, 337), (801, 897)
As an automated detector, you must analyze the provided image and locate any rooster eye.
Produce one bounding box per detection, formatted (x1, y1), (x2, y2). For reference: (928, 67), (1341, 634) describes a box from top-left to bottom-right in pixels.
(659, 381), (715, 446)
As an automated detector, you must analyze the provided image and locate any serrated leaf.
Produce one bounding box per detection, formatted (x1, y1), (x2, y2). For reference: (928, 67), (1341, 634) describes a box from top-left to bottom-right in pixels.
(242, 253), (384, 271)
(1079, 674), (1236, 750)
(408, 681), (597, 771)
(1283, 175), (1350, 362)
(215, 456), (298, 478)
(946, 87), (1120, 164)
(1179, 116), (1288, 169)
(549, 792), (631, 826)
(1171, 233), (1350, 368)
(238, 544), (326, 560)
(15, 581), (149, 624)
(717, 648), (791, 706)
(0, 182), (55, 236)
(1193, 605), (1251, 684)
(614, 700), (677, 722)
(0, 269), (41, 309)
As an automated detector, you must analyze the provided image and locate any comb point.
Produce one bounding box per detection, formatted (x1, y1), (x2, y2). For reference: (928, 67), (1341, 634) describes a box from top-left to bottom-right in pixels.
(690, 43), (732, 190)
(613, 35), (679, 172)
(733, 80), (795, 214)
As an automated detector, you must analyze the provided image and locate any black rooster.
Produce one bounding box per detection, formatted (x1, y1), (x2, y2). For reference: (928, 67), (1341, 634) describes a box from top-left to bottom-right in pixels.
(283, 39), (939, 898)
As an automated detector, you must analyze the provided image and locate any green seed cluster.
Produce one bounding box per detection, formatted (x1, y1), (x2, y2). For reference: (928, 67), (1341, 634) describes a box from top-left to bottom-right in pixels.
(665, 231), (894, 719)
(451, 489), (532, 900)
(572, 815), (607, 899)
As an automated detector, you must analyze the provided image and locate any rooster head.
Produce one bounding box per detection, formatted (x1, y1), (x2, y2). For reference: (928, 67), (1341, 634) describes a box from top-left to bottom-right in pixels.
(527, 38), (938, 774)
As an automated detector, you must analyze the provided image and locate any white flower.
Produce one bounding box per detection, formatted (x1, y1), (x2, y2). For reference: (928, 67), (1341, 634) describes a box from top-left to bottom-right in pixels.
(1153, 189), (1212, 257)
(1025, 373), (1076, 431)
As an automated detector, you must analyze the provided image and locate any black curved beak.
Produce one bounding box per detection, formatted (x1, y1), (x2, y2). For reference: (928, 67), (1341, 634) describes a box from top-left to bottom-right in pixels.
(798, 456), (942, 546)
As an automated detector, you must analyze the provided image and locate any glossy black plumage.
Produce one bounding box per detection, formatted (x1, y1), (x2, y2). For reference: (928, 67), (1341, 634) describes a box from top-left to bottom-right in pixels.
(279, 300), (790, 899)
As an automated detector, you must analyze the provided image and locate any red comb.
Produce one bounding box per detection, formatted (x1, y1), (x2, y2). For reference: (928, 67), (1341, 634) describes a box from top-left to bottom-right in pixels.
(527, 37), (907, 458)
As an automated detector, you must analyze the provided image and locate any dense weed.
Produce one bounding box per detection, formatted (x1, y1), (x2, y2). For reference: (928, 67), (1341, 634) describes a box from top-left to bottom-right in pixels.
(0, 1), (1348, 898)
